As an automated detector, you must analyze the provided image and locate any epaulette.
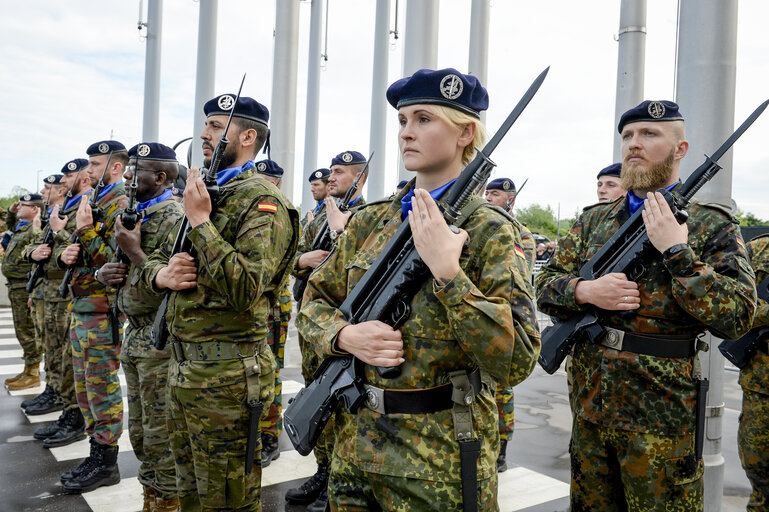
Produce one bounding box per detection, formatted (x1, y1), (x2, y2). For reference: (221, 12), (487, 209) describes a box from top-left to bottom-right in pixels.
(582, 196), (621, 212)
(480, 203), (517, 225)
(351, 196), (393, 210)
(692, 199), (738, 223)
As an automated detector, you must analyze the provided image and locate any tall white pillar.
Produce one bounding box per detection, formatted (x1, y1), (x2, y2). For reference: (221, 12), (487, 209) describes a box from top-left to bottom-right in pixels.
(190, 0), (218, 168)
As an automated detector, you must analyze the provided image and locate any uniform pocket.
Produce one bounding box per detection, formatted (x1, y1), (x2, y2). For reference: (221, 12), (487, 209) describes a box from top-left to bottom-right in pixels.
(664, 454), (703, 486)
(202, 438), (250, 508)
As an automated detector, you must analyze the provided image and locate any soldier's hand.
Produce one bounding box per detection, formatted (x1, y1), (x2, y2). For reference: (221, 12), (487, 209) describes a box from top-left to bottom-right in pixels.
(410, 189), (467, 285)
(9, 201), (20, 214)
(325, 197), (352, 232)
(183, 167), (212, 228)
(61, 244), (81, 266)
(155, 252), (198, 291)
(337, 321), (404, 367)
(298, 249), (330, 269)
(306, 210), (315, 224)
(27, 297), (32, 308)
(49, 206), (66, 232)
(575, 272), (640, 311)
(31, 244), (52, 262)
(75, 195), (93, 230)
(642, 191), (688, 254)
(115, 216), (141, 252)
(97, 262), (128, 286)
(32, 208), (42, 230)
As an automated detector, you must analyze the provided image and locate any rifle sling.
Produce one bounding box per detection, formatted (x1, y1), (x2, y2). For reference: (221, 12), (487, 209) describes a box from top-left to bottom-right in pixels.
(598, 327), (697, 359)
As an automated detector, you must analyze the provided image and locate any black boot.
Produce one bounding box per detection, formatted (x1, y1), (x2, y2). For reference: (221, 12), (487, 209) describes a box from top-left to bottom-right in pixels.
(61, 439), (98, 483)
(63, 442), (120, 494)
(43, 408), (85, 448)
(260, 434), (281, 468)
(21, 384), (53, 410)
(34, 411), (68, 440)
(305, 486), (329, 512)
(285, 463), (329, 505)
(25, 392), (64, 415)
(496, 439), (508, 473)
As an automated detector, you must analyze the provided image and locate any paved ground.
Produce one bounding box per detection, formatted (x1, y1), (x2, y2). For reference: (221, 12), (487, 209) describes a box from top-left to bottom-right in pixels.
(0, 307), (752, 511)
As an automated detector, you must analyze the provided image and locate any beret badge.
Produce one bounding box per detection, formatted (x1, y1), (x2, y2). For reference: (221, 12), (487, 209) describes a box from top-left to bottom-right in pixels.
(218, 95), (235, 111)
(503, 181), (511, 190)
(23, 194), (31, 201)
(46, 176), (54, 183)
(98, 143), (109, 154)
(647, 101), (666, 119)
(137, 144), (151, 157)
(314, 171), (322, 178)
(440, 74), (464, 100)
(67, 162), (77, 171)
(257, 162), (267, 172)
(342, 152), (353, 163)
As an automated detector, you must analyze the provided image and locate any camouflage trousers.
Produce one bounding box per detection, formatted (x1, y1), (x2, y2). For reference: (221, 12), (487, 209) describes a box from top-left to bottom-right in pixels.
(328, 457), (498, 511)
(8, 287), (42, 365)
(123, 353), (176, 500)
(495, 383), (514, 441)
(261, 309), (286, 438)
(70, 310), (123, 446)
(168, 370), (275, 511)
(42, 300), (76, 407)
(299, 331), (335, 464)
(738, 388), (769, 510)
(570, 416), (704, 512)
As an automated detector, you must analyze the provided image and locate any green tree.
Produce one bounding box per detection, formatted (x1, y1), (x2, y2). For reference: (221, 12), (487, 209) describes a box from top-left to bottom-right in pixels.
(517, 204), (559, 240)
(735, 209), (767, 227)
(0, 186), (32, 210)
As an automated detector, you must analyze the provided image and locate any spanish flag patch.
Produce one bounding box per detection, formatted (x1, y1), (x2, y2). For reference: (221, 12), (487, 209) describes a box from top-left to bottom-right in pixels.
(514, 244), (525, 259)
(257, 202), (278, 213)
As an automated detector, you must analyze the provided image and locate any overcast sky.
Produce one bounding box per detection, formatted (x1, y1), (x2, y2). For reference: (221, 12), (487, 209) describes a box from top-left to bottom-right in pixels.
(2, 1), (768, 220)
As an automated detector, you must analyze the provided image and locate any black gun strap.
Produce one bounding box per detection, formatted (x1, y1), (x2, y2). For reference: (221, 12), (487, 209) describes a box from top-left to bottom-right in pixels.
(459, 439), (481, 512)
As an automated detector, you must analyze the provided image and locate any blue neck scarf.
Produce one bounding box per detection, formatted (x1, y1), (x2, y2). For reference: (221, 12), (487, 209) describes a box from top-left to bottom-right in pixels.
(137, 189), (173, 223)
(97, 181), (118, 202)
(627, 181), (679, 215)
(313, 201), (323, 214)
(216, 160), (255, 187)
(47, 207), (54, 217)
(348, 195), (362, 208)
(15, 221), (30, 231)
(65, 191), (91, 211)
(401, 179), (456, 219)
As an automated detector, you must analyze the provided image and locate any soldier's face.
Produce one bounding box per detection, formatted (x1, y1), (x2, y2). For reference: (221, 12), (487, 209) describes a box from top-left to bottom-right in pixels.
(124, 159), (163, 203)
(41, 184), (51, 202)
(201, 115), (239, 170)
(328, 165), (358, 198)
(398, 104), (464, 173)
(619, 121), (688, 193)
(485, 189), (514, 208)
(597, 176), (624, 202)
(310, 180), (329, 201)
(87, 154), (120, 186)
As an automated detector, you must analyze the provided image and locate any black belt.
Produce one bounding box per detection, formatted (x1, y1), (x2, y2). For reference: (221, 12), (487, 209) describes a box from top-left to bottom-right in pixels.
(599, 327), (696, 359)
(363, 368), (483, 415)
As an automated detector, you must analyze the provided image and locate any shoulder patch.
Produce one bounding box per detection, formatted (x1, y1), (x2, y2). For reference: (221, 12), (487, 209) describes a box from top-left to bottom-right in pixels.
(257, 202), (278, 213)
(514, 244), (526, 259)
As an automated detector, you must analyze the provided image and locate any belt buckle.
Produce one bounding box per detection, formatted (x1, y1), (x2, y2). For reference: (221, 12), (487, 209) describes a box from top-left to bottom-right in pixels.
(171, 340), (184, 363)
(363, 385), (386, 415)
(603, 328), (624, 350)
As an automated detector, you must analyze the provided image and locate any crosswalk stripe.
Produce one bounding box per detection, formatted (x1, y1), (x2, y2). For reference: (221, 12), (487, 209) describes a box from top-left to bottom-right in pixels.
(0, 337), (20, 347)
(0, 363), (24, 376)
(8, 382), (45, 396)
(281, 378), (304, 396)
(0, 348), (23, 359)
(81, 476), (143, 512)
(48, 414), (132, 462)
(262, 448), (317, 486)
(501, 466), (570, 510)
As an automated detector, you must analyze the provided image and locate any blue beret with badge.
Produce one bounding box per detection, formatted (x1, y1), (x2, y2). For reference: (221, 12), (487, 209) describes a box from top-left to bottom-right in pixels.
(330, 151), (366, 167)
(20, 193), (43, 202)
(255, 159), (283, 177)
(597, 163), (622, 180)
(128, 142), (178, 162)
(386, 68), (489, 119)
(61, 158), (89, 174)
(86, 140), (126, 156)
(617, 100), (684, 133)
(204, 94), (269, 127)
(309, 168), (330, 182)
(44, 174), (64, 185)
(486, 177), (515, 192)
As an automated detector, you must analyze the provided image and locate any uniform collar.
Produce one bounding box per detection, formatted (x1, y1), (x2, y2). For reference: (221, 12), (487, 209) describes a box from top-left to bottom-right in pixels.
(627, 181), (680, 215)
(216, 160), (255, 187)
(401, 178), (456, 219)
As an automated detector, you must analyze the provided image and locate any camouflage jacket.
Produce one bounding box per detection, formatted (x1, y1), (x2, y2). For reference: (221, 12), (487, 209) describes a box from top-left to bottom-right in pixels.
(119, 198), (184, 359)
(140, 168), (300, 388)
(517, 219), (536, 275)
(55, 182), (129, 313)
(296, 184), (540, 482)
(27, 201), (78, 302)
(300, 201), (325, 233)
(536, 191), (756, 436)
(740, 234), (769, 394)
(1, 216), (38, 286)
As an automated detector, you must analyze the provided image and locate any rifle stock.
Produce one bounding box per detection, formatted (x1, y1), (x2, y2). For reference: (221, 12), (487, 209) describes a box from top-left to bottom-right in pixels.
(718, 276), (769, 368)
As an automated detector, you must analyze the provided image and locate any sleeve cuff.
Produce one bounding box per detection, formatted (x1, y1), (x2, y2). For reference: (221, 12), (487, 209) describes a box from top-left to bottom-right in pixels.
(433, 269), (474, 307)
(663, 246), (696, 277)
(77, 225), (97, 244)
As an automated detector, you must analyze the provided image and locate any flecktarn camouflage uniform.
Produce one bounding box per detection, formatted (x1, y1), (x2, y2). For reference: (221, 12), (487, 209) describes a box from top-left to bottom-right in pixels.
(297, 182), (540, 511)
(261, 276), (291, 439)
(536, 190), (756, 512)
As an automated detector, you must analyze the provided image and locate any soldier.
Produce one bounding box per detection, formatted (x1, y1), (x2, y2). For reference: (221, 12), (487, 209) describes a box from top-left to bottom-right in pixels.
(739, 234), (769, 510)
(536, 100), (756, 511)
(139, 94), (299, 511)
(296, 68), (540, 510)
(596, 162), (625, 202)
(2, 193), (43, 391)
(95, 143), (183, 512)
(56, 140), (129, 493)
(302, 168), (330, 230)
(287, 151), (369, 512)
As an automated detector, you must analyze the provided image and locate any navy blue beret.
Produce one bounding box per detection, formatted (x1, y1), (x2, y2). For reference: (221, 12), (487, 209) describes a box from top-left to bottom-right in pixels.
(86, 140), (127, 156)
(386, 68), (489, 119)
(396, 180), (408, 189)
(330, 151), (366, 167)
(486, 178), (515, 192)
(204, 94), (269, 127)
(255, 159), (283, 177)
(61, 158), (89, 174)
(309, 168), (330, 182)
(617, 100), (684, 133)
(20, 193), (43, 202)
(597, 163), (622, 180)
(128, 142), (178, 162)
(44, 174), (64, 185)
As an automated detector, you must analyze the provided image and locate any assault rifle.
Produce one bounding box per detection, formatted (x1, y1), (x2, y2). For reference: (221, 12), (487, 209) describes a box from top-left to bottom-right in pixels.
(504, 177), (528, 213)
(58, 152), (113, 298)
(718, 276), (769, 368)
(284, 67), (550, 455)
(151, 74), (246, 352)
(537, 99), (769, 374)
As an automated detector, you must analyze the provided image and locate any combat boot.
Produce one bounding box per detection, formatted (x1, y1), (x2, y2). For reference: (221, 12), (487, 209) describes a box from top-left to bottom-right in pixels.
(61, 439), (98, 483)
(142, 486), (156, 512)
(25, 392), (64, 415)
(63, 442), (120, 494)
(44, 408), (85, 448)
(6, 364), (40, 391)
(285, 462), (329, 505)
(496, 439), (508, 473)
(33, 411), (68, 440)
(261, 433), (280, 468)
(155, 496), (180, 512)
(21, 384), (53, 409)
(4, 368), (25, 387)
(305, 486), (329, 512)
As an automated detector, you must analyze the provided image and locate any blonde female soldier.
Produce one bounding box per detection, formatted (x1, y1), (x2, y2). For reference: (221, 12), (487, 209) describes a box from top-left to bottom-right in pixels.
(297, 68), (540, 511)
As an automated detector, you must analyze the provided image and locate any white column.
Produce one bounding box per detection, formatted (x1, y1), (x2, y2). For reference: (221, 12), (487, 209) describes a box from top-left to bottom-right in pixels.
(302, 0), (324, 214)
(367, 0), (391, 201)
(141, 0), (163, 142)
(190, 0), (218, 168)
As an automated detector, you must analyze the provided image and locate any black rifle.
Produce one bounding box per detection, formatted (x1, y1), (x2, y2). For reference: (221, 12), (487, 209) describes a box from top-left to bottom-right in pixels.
(283, 67), (549, 454)
(718, 276), (769, 368)
(537, 99), (769, 374)
(58, 153), (114, 299)
(292, 152), (374, 302)
(504, 177), (528, 213)
(151, 75), (245, 351)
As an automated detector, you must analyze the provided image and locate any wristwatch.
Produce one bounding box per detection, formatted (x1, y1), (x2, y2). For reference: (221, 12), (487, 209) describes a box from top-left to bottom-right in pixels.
(94, 268), (100, 281)
(662, 243), (689, 259)
(329, 229), (344, 241)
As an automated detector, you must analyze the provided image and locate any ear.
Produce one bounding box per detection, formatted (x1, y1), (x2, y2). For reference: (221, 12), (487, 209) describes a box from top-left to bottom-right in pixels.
(457, 122), (476, 149)
(112, 161), (124, 176)
(674, 139), (689, 161)
(239, 128), (257, 151)
(156, 172), (167, 187)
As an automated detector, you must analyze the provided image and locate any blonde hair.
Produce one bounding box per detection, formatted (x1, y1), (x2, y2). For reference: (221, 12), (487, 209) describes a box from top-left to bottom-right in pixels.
(429, 105), (488, 166)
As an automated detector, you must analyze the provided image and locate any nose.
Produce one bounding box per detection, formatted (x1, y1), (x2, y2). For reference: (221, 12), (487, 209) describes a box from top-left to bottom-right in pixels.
(399, 118), (414, 140)
(123, 168), (133, 181)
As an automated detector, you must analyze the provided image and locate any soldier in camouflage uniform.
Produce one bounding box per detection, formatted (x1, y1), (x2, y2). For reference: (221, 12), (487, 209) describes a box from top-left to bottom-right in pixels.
(596, 162), (625, 203)
(96, 143), (184, 512)
(301, 167), (330, 232)
(536, 100), (756, 511)
(140, 95), (299, 511)
(2, 194), (43, 390)
(56, 140), (130, 493)
(739, 234), (769, 510)
(287, 152), (369, 512)
(297, 68), (540, 511)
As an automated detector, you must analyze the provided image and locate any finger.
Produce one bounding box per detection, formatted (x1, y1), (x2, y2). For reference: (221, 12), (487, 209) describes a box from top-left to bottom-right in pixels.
(177, 280), (198, 290)
(607, 272), (628, 281)
(645, 192), (663, 218)
(187, 167), (200, 182)
(457, 228), (469, 245)
(413, 189), (433, 222)
(418, 189), (442, 220)
(654, 191), (674, 217)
